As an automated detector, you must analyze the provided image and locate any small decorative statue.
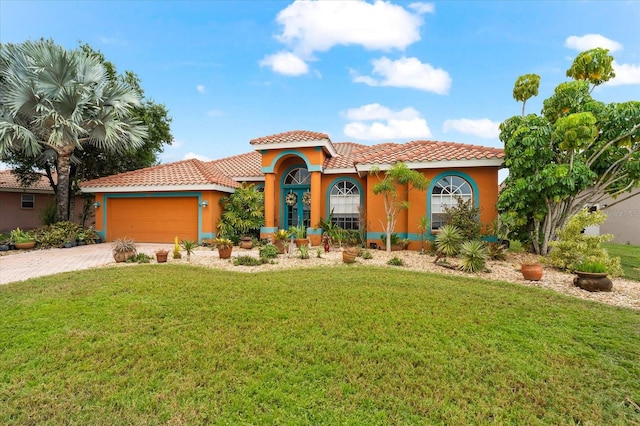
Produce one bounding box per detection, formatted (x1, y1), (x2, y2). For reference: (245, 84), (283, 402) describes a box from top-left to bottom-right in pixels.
(323, 235), (331, 253)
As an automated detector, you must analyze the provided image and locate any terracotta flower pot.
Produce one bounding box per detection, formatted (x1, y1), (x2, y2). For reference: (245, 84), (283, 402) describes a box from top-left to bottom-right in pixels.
(274, 240), (286, 254)
(218, 246), (233, 259)
(521, 263), (543, 281)
(156, 252), (169, 263)
(295, 238), (309, 248)
(239, 238), (253, 249)
(15, 241), (36, 250)
(114, 250), (135, 263)
(342, 249), (358, 264)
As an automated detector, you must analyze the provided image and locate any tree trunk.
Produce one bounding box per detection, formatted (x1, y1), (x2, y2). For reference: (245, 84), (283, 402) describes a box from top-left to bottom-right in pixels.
(55, 152), (73, 222)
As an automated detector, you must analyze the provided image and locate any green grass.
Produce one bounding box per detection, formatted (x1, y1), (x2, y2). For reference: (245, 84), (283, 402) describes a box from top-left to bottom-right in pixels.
(1, 265), (639, 424)
(604, 242), (640, 281)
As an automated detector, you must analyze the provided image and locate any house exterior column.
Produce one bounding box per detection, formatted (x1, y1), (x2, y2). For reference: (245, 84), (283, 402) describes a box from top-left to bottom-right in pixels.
(308, 171), (323, 245)
(260, 172), (277, 240)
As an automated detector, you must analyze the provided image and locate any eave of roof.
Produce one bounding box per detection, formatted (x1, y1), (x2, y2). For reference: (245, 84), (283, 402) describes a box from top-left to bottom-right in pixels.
(250, 130), (338, 158)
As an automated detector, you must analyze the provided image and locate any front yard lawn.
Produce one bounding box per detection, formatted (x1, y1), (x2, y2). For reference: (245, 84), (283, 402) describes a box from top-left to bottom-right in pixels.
(604, 242), (640, 281)
(1, 265), (639, 424)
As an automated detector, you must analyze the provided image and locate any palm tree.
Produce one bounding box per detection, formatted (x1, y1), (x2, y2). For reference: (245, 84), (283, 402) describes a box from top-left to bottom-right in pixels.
(0, 40), (147, 221)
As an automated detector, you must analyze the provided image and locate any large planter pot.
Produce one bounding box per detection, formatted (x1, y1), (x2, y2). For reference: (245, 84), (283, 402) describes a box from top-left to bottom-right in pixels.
(573, 271), (613, 292)
(218, 246), (233, 259)
(114, 250), (135, 263)
(239, 238), (253, 249)
(521, 263), (543, 281)
(15, 241), (36, 250)
(295, 238), (309, 248)
(342, 249), (358, 264)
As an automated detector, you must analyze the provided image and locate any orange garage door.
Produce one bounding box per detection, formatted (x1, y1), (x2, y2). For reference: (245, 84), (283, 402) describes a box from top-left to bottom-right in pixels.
(106, 197), (198, 243)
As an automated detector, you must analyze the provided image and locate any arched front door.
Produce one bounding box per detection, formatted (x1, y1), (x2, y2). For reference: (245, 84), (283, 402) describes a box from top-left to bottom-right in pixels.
(282, 167), (310, 228)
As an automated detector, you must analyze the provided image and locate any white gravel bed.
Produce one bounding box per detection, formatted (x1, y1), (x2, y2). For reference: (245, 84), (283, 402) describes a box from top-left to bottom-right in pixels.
(159, 245), (640, 311)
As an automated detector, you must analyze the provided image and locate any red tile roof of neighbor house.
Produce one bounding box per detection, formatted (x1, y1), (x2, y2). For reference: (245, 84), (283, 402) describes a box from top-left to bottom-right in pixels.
(0, 170), (55, 192)
(80, 158), (240, 189)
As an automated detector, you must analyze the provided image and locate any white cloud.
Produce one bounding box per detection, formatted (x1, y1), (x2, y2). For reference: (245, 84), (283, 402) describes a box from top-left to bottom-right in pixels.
(259, 51), (309, 76)
(196, 85), (206, 94)
(275, 0), (423, 56)
(183, 152), (211, 162)
(344, 103), (420, 121)
(409, 2), (435, 14)
(565, 34), (623, 52)
(607, 60), (640, 86)
(343, 103), (431, 141)
(353, 56), (451, 94)
(442, 118), (500, 139)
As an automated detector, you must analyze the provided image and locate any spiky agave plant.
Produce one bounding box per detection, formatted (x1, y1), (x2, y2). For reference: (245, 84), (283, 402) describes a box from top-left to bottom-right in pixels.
(434, 224), (463, 263)
(459, 240), (488, 273)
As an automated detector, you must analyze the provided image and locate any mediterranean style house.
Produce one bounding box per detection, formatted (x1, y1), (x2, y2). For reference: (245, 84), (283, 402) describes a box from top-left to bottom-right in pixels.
(80, 130), (505, 249)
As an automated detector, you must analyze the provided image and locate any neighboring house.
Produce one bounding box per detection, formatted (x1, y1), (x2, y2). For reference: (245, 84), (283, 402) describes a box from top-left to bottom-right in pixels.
(0, 170), (88, 232)
(81, 130), (505, 247)
(600, 187), (640, 245)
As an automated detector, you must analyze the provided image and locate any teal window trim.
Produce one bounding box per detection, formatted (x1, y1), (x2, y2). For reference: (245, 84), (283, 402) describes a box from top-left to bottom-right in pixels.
(261, 149), (324, 173)
(324, 177), (364, 220)
(427, 171), (479, 236)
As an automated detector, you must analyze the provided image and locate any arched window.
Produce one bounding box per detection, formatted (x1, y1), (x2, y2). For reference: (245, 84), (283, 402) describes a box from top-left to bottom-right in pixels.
(431, 175), (473, 230)
(330, 180), (360, 230)
(284, 168), (310, 185)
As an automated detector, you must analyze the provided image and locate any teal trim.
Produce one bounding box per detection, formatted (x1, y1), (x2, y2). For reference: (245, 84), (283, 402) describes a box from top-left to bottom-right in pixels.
(261, 227), (278, 233)
(307, 228), (322, 235)
(280, 164), (312, 229)
(427, 171), (479, 231)
(102, 192), (208, 242)
(261, 150), (315, 173)
(324, 177), (365, 219)
(97, 230), (106, 239)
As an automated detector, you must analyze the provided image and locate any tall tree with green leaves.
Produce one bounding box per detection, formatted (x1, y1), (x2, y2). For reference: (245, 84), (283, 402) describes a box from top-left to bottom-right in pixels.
(371, 162), (429, 252)
(0, 40), (148, 221)
(498, 48), (640, 255)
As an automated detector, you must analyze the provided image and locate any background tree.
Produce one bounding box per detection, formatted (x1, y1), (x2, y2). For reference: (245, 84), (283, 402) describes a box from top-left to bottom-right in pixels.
(0, 41), (172, 222)
(370, 162), (429, 252)
(512, 73), (540, 116)
(498, 48), (640, 255)
(0, 40), (148, 222)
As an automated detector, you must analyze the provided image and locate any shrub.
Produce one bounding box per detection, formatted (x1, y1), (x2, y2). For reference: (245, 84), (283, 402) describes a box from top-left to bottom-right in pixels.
(459, 240), (488, 273)
(487, 242), (507, 261)
(387, 256), (404, 266)
(259, 244), (279, 260)
(112, 237), (137, 254)
(234, 255), (265, 266)
(442, 197), (482, 241)
(434, 225), (463, 259)
(361, 250), (373, 260)
(217, 183), (264, 242)
(547, 209), (622, 276)
(298, 244), (310, 259)
(126, 253), (152, 263)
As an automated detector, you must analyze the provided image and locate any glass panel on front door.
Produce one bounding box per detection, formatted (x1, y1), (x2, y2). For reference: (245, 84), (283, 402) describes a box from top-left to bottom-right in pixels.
(285, 189), (310, 228)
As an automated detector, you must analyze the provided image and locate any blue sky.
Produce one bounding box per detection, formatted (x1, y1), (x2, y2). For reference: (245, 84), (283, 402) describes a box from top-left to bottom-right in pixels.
(1, 0), (639, 166)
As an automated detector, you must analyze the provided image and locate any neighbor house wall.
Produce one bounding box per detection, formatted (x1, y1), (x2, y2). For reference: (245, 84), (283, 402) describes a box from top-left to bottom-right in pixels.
(600, 187), (640, 245)
(0, 192), (88, 233)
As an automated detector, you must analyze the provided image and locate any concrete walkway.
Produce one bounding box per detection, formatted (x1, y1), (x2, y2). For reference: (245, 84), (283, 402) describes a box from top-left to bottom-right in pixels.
(0, 243), (173, 286)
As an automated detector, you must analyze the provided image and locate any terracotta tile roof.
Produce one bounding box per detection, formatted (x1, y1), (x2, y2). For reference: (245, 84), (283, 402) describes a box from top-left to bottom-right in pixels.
(209, 151), (263, 179)
(353, 140), (504, 165)
(0, 170), (54, 192)
(324, 142), (368, 170)
(80, 159), (240, 189)
(250, 130), (331, 146)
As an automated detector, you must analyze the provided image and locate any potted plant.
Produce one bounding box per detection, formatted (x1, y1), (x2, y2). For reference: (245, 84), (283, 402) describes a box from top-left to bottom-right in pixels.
(342, 246), (359, 264)
(180, 239), (198, 262)
(271, 229), (290, 254)
(10, 228), (36, 250)
(112, 237), (137, 263)
(521, 261), (543, 281)
(573, 261), (612, 292)
(155, 249), (169, 263)
(212, 237), (233, 259)
(290, 224), (308, 248)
